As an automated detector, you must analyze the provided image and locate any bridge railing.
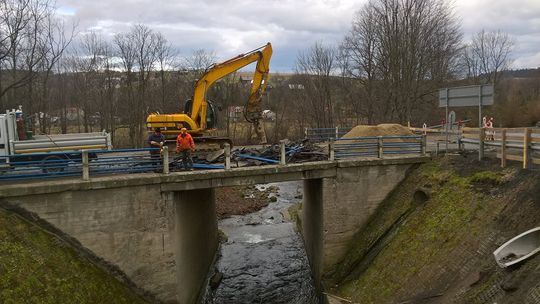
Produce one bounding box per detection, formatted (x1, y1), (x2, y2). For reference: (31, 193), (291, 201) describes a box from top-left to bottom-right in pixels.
(0, 148), (161, 181)
(333, 135), (425, 159)
(0, 151), (83, 181)
(86, 148), (162, 176)
(305, 127), (352, 142)
(460, 127), (540, 168)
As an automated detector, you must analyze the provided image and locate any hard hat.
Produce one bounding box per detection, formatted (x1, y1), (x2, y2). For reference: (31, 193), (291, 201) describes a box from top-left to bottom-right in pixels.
(181, 127), (187, 132)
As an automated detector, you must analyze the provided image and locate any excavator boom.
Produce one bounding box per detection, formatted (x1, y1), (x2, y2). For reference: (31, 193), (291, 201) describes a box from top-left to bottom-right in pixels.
(146, 43), (273, 144)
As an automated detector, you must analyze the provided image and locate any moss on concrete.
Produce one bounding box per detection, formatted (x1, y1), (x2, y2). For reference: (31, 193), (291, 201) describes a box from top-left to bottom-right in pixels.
(0, 208), (149, 304)
(287, 202), (303, 233)
(329, 157), (523, 303)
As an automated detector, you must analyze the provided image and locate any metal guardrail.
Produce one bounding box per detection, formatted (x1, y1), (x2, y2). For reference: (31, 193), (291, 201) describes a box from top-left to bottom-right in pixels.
(333, 135), (424, 160)
(0, 148), (161, 181)
(0, 136), (427, 182)
(305, 127), (352, 142)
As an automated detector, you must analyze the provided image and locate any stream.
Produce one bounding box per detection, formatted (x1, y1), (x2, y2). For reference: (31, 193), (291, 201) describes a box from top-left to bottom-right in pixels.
(203, 181), (319, 304)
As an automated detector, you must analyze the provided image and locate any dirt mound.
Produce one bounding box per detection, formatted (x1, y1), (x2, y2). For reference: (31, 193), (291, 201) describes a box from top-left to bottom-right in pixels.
(215, 185), (278, 219)
(341, 124), (413, 139)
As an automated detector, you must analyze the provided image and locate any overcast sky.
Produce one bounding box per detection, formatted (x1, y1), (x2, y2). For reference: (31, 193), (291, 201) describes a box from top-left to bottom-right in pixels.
(56, 0), (540, 72)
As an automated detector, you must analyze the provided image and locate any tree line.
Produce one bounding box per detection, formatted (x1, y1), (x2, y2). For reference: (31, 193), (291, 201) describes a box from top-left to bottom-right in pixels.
(290, 0), (525, 130)
(1, 0), (537, 147)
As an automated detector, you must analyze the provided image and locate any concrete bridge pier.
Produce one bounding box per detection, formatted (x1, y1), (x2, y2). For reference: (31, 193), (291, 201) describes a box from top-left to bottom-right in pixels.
(302, 178), (324, 289)
(174, 188), (218, 304)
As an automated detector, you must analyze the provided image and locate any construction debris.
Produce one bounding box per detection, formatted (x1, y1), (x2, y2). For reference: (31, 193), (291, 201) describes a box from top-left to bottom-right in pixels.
(233, 139), (327, 166)
(186, 139), (327, 168)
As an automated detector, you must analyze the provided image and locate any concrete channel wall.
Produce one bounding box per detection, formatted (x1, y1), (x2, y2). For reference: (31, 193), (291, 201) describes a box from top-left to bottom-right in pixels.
(302, 164), (414, 290)
(0, 157), (426, 303)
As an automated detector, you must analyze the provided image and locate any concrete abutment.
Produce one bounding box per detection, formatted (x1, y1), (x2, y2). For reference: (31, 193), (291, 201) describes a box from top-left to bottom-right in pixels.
(301, 164), (414, 291)
(174, 188), (218, 304)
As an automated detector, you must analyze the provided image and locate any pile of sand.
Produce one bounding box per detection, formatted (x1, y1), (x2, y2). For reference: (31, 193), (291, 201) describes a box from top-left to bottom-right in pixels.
(341, 124), (413, 140)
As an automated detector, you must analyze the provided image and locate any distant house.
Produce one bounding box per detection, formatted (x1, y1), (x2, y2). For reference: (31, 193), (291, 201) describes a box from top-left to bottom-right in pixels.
(262, 110), (276, 121)
(228, 106), (244, 122)
(239, 75), (253, 86)
(66, 107), (85, 121)
(288, 84), (305, 90)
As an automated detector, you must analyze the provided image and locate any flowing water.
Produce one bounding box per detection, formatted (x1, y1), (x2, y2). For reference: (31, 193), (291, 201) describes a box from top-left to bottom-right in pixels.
(203, 181), (319, 304)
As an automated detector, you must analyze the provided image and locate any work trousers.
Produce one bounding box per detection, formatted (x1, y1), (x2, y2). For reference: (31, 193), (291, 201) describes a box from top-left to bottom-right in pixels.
(179, 150), (193, 170)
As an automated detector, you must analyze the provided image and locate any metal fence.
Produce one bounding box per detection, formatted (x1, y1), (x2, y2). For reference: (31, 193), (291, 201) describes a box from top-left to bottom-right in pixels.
(333, 136), (425, 160)
(305, 127), (352, 142)
(0, 148), (161, 181)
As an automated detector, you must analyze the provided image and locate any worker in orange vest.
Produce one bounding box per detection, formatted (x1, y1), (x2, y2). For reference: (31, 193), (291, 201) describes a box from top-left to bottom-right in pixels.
(176, 127), (195, 170)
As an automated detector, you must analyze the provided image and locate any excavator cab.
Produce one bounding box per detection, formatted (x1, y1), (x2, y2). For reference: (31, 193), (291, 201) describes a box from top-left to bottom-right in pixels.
(183, 99), (217, 130)
(206, 101), (217, 129)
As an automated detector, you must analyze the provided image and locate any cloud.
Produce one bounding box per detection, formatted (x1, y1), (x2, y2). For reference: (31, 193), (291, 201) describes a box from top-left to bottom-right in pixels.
(57, 0), (540, 70)
(455, 0), (540, 68)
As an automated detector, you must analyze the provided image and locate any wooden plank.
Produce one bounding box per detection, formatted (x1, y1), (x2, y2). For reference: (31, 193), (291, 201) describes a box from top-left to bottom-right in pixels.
(523, 128), (531, 169)
(479, 128), (485, 160)
(506, 136), (524, 141)
(496, 154), (523, 162)
(533, 157), (540, 165)
(462, 133), (480, 139)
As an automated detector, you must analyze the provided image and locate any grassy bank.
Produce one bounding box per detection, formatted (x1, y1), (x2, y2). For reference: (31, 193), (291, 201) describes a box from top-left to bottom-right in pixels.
(0, 208), (149, 304)
(328, 156), (540, 304)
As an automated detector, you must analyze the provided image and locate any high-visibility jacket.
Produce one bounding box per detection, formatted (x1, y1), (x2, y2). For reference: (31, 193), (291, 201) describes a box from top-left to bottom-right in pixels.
(176, 133), (195, 151)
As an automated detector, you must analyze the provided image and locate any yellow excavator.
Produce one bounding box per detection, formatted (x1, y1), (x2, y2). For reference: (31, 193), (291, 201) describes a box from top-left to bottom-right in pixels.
(146, 42), (273, 145)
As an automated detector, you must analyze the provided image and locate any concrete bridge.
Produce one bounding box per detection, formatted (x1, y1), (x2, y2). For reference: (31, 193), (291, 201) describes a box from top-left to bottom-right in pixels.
(0, 156), (428, 303)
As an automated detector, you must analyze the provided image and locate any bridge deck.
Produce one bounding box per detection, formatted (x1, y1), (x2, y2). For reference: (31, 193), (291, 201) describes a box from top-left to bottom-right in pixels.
(0, 156), (428, 197)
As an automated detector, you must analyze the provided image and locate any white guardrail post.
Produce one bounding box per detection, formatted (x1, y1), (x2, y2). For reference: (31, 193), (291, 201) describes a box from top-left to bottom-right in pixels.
(162, 146), (169, 174)
(421, 134), (427, 156)
(82, 150), (89, 181)
(377, 136), (383, 158)
(280, 140), (286, 165)
(224, 143), (231, 170)
(329, 140), (335, 161)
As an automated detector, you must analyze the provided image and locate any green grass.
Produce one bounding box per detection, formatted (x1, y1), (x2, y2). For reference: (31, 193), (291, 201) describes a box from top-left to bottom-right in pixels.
(0, 209), (148, 304)
(332, 158), (504, 303)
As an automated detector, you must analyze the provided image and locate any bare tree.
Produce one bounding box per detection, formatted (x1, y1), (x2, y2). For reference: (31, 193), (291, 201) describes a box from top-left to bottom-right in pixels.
(341, 0), (462, 124)
(461, 29), (514, 85)
(154, 33), (176, 113)
(114, 24), (160, 147)
(185, 49), (216, 73)
(33, 16), (75, 133)
(295, 41), (337, 128)
(341, 5), (379, 124)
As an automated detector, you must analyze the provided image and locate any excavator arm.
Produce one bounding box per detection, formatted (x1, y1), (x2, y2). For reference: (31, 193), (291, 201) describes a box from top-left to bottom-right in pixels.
(146, 42), (272, 144)
(190, 43), (272, 143)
